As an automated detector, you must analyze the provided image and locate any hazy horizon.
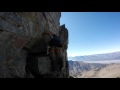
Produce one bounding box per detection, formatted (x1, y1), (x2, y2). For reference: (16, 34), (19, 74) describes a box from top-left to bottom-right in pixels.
(60, 12), (120, 56)
(68, 51), (120, 57)
(68, 51), (120, 64)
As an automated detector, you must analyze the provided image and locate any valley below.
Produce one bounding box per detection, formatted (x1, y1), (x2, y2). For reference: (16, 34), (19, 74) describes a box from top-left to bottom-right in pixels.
(68, 51), (120, 78)
(69, 60), (120, 78)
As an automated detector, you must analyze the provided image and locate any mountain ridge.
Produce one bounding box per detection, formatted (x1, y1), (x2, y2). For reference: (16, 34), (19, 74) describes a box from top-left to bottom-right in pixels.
(68, 51), (120, 61)
(79, 63), (120, 78)
(69, 60), (107, 77)
(69, 60), (120, 78)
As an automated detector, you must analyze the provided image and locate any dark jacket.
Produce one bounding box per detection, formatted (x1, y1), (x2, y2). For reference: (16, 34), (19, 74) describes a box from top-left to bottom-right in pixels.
(49, 35), (63, 47)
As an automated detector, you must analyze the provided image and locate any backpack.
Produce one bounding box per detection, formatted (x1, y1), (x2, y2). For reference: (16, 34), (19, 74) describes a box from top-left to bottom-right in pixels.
(49, 35), (63, 47)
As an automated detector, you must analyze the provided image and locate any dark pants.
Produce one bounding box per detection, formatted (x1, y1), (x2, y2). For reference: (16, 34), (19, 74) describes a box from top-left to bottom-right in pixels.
(50, 59), (63, 72)
(49, 46), (63, 72)
(25, 52), (44, 78)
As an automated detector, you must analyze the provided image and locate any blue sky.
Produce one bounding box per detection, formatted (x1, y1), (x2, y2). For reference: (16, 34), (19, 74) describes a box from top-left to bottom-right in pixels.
(60, 12), (120, 56)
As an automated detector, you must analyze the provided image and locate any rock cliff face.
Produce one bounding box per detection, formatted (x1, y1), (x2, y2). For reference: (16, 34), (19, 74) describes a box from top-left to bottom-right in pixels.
(0, 12), (69, 78)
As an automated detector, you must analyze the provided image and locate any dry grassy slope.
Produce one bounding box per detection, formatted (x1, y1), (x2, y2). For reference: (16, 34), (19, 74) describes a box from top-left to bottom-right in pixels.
(79, 63), (120, 78)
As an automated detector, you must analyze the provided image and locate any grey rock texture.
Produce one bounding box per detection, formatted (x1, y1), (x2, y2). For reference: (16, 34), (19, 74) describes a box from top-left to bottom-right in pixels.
(0, 12), (69, 78)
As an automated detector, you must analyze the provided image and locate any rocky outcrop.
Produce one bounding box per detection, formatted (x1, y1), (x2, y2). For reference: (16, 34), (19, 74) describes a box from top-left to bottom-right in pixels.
(0, 12), (69, 78)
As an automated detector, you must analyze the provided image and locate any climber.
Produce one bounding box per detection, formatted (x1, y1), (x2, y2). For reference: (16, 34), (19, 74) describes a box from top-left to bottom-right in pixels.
(48, 34), (64, 72)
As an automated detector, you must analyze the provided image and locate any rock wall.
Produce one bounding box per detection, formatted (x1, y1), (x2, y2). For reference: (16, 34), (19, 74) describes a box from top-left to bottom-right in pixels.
(0, 12), (69, 78)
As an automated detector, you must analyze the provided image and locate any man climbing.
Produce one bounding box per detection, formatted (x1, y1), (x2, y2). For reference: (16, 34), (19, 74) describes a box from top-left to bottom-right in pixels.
(48, 34), (64, 72)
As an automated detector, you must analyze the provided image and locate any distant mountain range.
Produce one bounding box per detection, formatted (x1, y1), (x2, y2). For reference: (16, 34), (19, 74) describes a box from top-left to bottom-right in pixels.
(68, 51), (120, 78)
(69, 60), (120, 78)
(78, 63), (120, 78)
(68, 51), (120, 61)
(69, 61), (107, 77)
